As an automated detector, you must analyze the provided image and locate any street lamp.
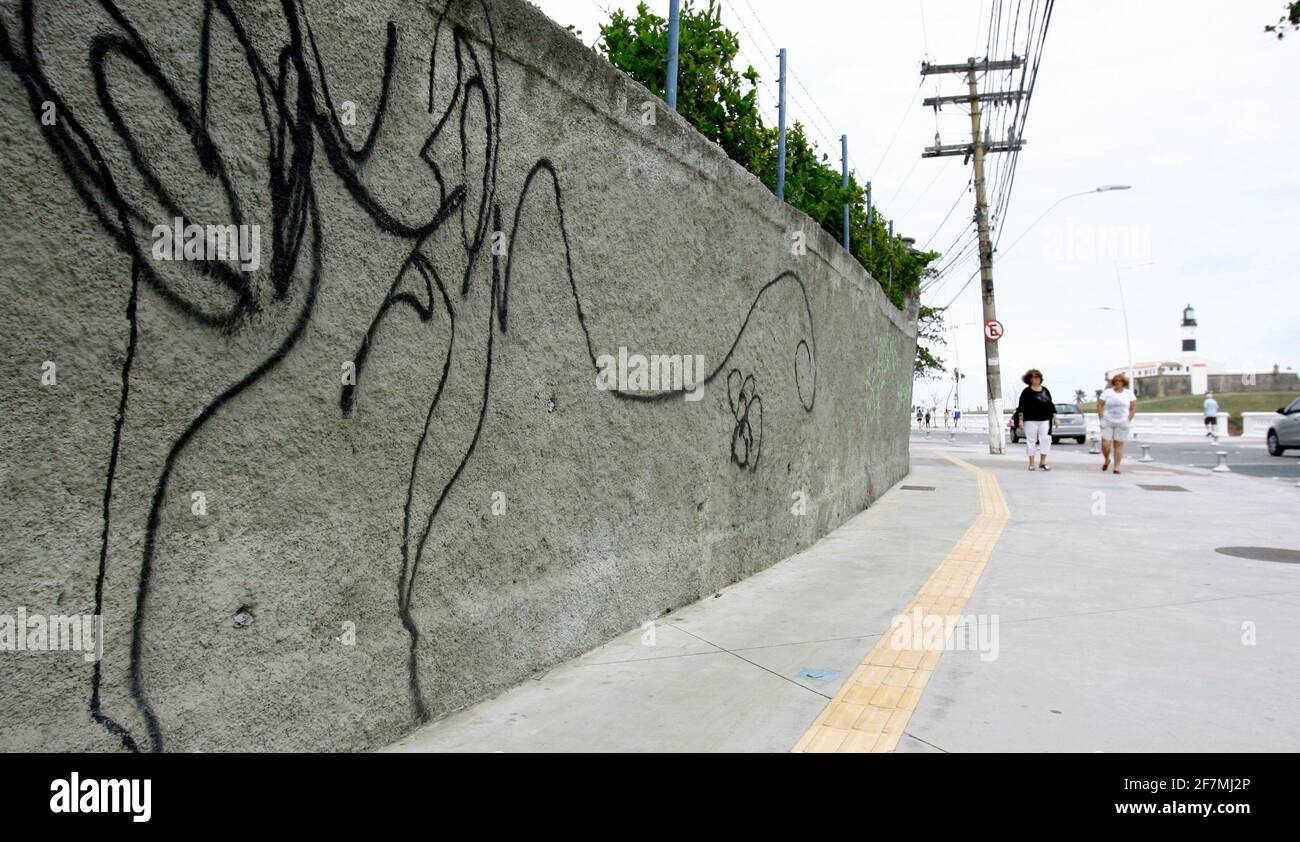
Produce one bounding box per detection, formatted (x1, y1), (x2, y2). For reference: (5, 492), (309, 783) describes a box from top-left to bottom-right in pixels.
(1095, 306), (1132, 390)
(1000, 185), (1133, 259)
(1100, 260), (1154, 392)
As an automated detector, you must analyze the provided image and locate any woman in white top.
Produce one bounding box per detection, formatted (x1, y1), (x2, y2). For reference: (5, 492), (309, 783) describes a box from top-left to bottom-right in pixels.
(1096, 373), (1138, 474)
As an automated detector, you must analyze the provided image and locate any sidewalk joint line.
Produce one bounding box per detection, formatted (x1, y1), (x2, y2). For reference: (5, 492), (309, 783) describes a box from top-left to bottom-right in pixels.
(902, 730), (950, 753)
(668, 624), (834, 701)
(575, 650), (731, 668)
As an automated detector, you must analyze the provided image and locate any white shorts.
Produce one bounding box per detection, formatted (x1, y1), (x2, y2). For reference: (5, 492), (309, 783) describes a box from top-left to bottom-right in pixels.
(1100, 419), (1130, 442)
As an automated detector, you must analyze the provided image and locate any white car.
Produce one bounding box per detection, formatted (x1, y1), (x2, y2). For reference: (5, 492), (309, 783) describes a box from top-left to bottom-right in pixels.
(1266, 397), (1300, 456)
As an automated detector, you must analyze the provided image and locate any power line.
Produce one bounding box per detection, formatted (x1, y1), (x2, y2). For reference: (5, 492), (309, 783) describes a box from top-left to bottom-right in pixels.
(923, 233), (980, 301)
(741, 0), (780, 50)
(896, 158), (957, 226)
(870, 80), (924, 182)
(920, 0), (931, 60)
(931, 233), (979, 279)
(939, 265), (983, 311)
(923, 178), (973, 249)
(922, 238), (979, 297)
(739, 0), (842, 150)
(923, 246), (975, 293)
(924, 251), (978, 299)
(724, 1), (842, 158)
(934, 219), (975, 267)
(991, 2), (1054, 248)
(880, 153), (922, 212)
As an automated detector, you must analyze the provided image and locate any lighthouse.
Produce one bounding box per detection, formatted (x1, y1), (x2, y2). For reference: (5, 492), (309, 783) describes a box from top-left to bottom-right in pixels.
(1181, 304), (1197, 353)
(1179, 304), (1211, 394)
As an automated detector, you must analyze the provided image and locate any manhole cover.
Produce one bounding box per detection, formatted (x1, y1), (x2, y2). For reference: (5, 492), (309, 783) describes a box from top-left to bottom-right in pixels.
(901, 485), (936, 491)
(1215, 547), (1300, 564)
(1138, 484), (1190, 492)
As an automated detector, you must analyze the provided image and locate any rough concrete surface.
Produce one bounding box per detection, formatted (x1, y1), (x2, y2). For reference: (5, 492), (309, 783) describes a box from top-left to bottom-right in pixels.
(0, 0), (915, 751)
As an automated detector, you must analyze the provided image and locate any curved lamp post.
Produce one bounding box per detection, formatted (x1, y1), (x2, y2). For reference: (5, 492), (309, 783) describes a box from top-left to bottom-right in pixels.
(1097, 260), (1155, 390)
(1000, 185), (1132, 259)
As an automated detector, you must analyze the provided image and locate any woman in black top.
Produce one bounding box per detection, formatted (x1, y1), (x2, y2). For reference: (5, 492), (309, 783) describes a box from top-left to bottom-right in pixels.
(1017, 369), (1056, 471)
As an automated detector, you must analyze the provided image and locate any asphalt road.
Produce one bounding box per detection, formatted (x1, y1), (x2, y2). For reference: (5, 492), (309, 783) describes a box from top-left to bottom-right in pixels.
(910, 428), (1300, 480)
(1138, 438), (1300, 480)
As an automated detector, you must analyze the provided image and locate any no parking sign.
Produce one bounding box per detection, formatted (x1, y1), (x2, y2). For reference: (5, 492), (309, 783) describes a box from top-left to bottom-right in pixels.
(983, 320), (1004, 342)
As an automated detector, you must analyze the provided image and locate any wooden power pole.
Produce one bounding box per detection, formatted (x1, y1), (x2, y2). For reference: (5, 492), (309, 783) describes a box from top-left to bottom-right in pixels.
(921, 57), (1025, 454)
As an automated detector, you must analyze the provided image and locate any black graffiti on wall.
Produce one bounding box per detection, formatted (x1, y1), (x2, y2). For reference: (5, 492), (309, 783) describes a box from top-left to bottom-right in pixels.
(1, 0), (818, 751)
(1, 0), (325, 752)
(727, 370), (762, 470)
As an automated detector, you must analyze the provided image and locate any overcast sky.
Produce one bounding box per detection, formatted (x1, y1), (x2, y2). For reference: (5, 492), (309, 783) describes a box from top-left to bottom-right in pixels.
(534, 0), (1300, 409)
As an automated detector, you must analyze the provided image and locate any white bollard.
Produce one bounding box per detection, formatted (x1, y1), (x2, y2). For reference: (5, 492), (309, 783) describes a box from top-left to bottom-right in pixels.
(948, 428), (956, 441)
(1088, 434), (1101, 455)
(1212, 451), (1231, 472)
(1138, 444), (1153, 463)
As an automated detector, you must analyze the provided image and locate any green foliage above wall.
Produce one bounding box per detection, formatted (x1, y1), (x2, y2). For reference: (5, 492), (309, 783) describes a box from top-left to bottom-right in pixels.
(594, 1), (939, 310)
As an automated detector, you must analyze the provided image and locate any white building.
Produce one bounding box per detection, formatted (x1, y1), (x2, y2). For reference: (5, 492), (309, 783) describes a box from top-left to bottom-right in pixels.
(1105, 305), (1295, 396)
(1106, 305), (1222, 395)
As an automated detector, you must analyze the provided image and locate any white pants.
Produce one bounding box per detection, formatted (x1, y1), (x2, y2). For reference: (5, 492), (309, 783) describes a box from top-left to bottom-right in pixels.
(1023, 420), (1052, 458)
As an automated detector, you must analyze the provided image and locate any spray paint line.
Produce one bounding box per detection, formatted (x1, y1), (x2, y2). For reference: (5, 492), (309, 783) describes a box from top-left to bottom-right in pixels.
(791, 451), (1008, 753)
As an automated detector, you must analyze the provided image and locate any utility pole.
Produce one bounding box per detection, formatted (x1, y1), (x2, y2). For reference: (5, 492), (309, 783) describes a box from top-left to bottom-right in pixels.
(921, 56), (1025, 454)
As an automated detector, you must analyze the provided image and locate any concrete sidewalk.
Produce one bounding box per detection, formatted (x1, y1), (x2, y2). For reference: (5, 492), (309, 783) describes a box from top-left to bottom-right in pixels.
(387, 440), (1300, 753)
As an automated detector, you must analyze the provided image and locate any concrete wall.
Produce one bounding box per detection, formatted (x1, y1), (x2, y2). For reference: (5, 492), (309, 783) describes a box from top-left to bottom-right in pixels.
(1138, 371), (1300, 398)
(1207, 372), (1300, 394)
(1135, 374), (1192, 398)
(1241, 412), (1280, 439)
(0, 0), (916, 751)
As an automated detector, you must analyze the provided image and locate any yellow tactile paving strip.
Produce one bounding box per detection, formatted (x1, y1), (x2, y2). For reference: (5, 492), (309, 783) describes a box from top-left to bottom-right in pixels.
(792, 451), (1009, 753)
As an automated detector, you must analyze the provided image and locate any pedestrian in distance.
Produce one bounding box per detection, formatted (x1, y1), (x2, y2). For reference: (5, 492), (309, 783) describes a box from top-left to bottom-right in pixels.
(1203, 392), (1219, 437)
(1097, 372), (1138, 474)
(916, 406), (924, 429)
(1017, 369), (1056, 471)
(924, 408), (932, 428)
